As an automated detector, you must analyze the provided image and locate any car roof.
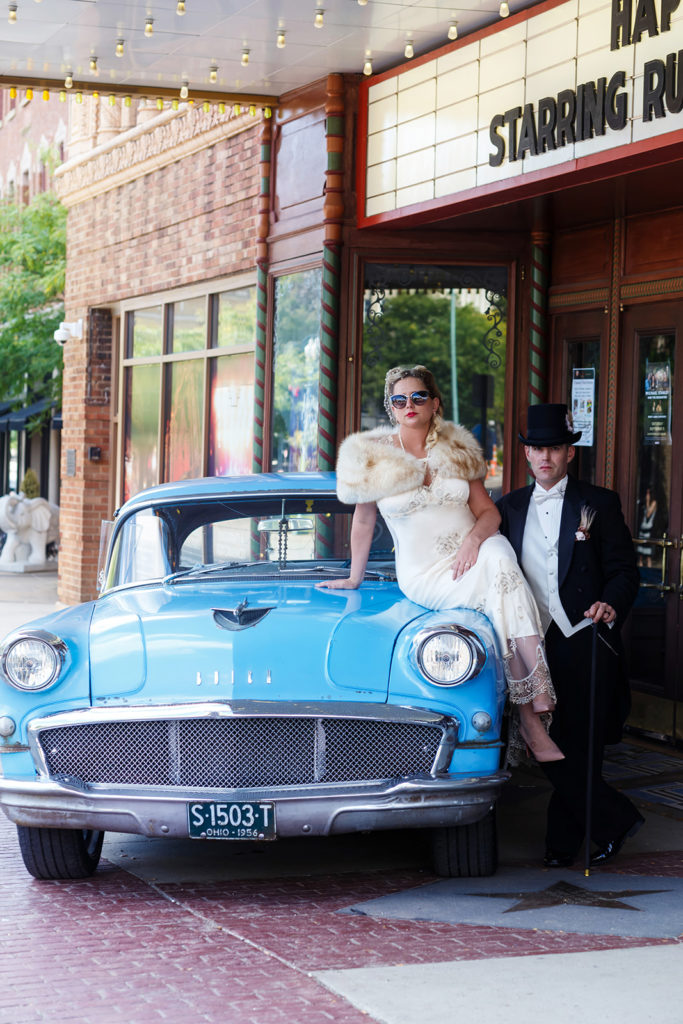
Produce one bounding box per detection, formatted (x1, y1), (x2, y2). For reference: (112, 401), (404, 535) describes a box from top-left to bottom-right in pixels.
(118, 472), (339, 515)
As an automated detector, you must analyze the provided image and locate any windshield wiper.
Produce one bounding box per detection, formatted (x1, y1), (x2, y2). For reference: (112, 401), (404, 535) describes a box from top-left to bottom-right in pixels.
(163, 560), (265, 583)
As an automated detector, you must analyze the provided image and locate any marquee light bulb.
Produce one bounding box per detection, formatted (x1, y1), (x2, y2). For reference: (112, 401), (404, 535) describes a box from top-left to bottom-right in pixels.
(65, 71), (74, 89)
(116, 39), (124, 57)
(177, 0), (186, 13)
(276, 29), (286, 48)
(357, 0), (368, 6)
(241, 48), (250, 66)
(209, 64), (218, 83)
(314, 8), (324, 28)
(75, 91), (83, 103)
(42, 89), (49, 101)
(8, 4), (17, 23)
(404, 38), (414, 59)
(109, 93), (116, 106)
(499, 1), (510, 16)
(89, 55), (98, 74)
(448, 20), (458, 40)
(145, 17), (154, 37)
(363, 56), (372, 75)
(180, 80), (189, 100)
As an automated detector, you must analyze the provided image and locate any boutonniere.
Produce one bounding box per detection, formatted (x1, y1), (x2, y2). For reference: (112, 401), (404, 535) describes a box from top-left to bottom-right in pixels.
(575, 504), (596, 541)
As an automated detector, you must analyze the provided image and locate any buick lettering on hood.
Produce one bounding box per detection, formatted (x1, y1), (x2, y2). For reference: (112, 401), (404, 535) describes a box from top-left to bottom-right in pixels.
(0, 473), (509, 879)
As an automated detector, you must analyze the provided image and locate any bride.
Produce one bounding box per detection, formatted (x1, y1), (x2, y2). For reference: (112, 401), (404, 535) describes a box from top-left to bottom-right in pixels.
(317, 364), (563, 763)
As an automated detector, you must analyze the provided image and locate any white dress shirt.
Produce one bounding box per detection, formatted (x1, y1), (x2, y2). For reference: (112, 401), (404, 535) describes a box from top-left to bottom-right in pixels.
(520, 476), (591, 638)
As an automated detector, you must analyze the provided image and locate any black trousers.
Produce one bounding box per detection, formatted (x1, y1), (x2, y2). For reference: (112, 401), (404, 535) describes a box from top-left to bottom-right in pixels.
(541, 622), (641, 856)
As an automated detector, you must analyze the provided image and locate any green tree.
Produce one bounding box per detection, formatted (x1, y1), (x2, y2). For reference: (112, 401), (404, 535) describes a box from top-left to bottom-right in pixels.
(362, 291), (507, 437)
(0, 192), (66, 430)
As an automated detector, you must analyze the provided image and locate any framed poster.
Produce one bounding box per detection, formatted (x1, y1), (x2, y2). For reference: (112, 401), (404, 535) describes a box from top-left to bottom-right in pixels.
(571, 368), (595, 447)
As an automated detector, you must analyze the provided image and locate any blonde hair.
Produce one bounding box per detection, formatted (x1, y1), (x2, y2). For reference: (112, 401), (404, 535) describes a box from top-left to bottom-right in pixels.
(383, 365), (444, 448)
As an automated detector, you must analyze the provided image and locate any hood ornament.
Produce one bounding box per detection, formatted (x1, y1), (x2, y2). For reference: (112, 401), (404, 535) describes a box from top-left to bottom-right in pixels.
(213, 600), (273, 631)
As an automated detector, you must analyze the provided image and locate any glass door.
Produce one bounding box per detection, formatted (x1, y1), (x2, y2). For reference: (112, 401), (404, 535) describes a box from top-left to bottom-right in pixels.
(621, 304), (683, 740)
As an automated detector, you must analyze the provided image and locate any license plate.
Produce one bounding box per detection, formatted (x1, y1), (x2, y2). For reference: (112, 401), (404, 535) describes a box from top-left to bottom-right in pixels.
(187, 800), (276, 840)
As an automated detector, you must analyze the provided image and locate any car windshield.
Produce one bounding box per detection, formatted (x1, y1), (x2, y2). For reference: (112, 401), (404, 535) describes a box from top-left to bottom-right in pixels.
(102, 494), (395, 591)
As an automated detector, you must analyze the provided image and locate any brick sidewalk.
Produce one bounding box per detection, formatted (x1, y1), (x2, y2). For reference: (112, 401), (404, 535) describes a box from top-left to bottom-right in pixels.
(2, 809), (682, 1024)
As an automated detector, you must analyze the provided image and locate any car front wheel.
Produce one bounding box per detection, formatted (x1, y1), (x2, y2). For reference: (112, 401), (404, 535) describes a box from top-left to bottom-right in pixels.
(17, 826), (104, 880)
(431, 808), (497, 877)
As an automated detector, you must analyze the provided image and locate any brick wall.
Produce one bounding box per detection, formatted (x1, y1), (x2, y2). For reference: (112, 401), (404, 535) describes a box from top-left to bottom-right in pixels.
(58, 111), (261, 604)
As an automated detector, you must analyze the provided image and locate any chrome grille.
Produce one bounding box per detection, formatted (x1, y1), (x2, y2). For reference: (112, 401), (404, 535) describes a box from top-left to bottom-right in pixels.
(37, 717), (444, 789)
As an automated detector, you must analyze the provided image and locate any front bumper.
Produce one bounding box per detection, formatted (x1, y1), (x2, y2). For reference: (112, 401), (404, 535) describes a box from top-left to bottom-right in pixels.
(0, 772), (510, 838)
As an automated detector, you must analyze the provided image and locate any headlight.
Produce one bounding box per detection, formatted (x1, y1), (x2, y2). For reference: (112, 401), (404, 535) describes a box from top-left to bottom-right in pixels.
(415, 626), (486, 686)
(1, 632), (66, 691)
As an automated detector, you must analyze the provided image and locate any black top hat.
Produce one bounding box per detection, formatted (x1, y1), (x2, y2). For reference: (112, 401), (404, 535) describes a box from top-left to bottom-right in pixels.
(518, 403), (582, 445)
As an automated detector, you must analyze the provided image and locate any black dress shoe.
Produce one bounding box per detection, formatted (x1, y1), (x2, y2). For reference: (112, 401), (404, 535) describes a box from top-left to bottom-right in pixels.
(544, 849), (575, 868)
(589, 815), (645, 867)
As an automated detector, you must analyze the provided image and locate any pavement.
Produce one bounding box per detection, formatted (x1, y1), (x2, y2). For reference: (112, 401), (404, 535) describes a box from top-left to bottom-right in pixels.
(1, 570), (683, 1024)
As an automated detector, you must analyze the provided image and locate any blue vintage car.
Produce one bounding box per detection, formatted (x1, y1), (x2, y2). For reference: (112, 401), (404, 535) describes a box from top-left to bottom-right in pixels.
(0, 472), (509, 880)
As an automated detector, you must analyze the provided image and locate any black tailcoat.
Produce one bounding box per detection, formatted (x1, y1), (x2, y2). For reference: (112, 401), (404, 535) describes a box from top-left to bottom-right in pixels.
(497, 475), (641, 855)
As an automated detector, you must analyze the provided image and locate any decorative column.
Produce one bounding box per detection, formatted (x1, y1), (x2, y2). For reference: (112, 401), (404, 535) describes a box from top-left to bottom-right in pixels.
(528, 228), (551, 406)
(318, 74), (345, 472)
(252, 114), (272, 473)
(604, 216), (622, 489)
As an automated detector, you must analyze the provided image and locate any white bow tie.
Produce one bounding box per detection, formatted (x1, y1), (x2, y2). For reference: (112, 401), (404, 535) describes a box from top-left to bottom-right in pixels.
(534, 489), (564, 505)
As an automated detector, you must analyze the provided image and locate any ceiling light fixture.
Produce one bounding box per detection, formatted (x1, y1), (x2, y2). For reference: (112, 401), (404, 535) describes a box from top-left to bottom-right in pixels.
(180, 80), (189, 100)
(404, 37), (414, 59)
(145, 17), (154, 37)
(64, 70), (74, 89)
(448, 20), (458, 40)
(209, 64), (218, 83)
(314, 7), (324, 28)
(362, 52), (372, 75)
(116, 38), (124, 57)
(499, 1), (510, 16)
(8, 4), (17, 23)
(176, 0), (186, 13)
(276, 29), (286, 48)
(241, 47), (250, 66)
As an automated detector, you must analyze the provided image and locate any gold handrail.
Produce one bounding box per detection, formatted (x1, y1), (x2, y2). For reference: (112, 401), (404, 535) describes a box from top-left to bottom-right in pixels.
(633, 533), (677, 592)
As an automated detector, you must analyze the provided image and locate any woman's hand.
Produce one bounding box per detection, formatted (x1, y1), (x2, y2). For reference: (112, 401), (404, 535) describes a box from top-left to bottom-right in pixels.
(315, 577), (360, 590)
(451, 536), (480, 579)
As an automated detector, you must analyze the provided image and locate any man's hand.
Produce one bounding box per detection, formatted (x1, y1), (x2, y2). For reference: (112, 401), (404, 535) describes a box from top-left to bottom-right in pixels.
(584, 601), (616, 624)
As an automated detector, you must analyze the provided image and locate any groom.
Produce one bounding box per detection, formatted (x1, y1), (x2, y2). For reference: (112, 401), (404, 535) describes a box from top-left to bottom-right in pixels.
(497, 404), (642, 867)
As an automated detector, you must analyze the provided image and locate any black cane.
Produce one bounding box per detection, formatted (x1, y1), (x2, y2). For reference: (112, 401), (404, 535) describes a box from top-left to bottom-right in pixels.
(584, 621), (598, 877)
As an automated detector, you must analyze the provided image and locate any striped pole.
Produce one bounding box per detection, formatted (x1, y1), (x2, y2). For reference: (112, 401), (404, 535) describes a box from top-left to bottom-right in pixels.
(529, 229), (550, 406)
(252, 114), (272, 475)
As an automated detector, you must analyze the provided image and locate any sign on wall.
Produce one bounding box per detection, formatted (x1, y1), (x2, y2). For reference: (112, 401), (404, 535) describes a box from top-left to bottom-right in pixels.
(360, 0), (683, 223)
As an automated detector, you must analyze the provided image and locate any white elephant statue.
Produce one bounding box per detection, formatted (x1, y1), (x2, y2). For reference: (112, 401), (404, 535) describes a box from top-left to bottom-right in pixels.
(0, 492), (60, 567)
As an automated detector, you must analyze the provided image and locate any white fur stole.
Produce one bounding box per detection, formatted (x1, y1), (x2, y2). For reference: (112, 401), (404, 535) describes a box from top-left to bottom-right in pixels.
(336, 421), (487, 505)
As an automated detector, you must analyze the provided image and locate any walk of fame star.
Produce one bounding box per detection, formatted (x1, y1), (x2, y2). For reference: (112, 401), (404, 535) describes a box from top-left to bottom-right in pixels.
(470, 880), (670, 913)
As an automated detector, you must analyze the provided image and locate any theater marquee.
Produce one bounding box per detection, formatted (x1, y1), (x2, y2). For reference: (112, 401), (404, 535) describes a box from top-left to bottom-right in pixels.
(358, 0), (683, 225)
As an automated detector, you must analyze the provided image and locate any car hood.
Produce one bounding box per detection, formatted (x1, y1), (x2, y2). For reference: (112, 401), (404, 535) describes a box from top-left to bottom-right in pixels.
(89, 579), (427, 706)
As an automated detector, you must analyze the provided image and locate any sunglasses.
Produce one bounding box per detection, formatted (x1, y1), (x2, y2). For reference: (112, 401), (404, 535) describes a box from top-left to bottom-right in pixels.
(389, 390), (430, 409)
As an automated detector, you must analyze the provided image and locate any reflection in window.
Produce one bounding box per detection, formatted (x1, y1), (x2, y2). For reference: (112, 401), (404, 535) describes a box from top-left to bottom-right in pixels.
(361, 264), (507, 498)
(635, 333), (673, 571)
(164, 359), (204, 482)
(271, 269), (322, 472)
(131, 305), (163, 357)
(123, 364), (161, 500)
(172, 297), (206, 353)
(214, 287), (257, 348)
(208, 353), (254, 476)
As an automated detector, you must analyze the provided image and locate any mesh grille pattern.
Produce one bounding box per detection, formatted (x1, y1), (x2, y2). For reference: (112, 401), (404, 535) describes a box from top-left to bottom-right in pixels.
(37, 717), (443, 789)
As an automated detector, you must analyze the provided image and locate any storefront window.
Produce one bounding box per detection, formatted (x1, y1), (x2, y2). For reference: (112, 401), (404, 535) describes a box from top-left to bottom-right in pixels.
(123, 363), (160, 501)
(172, 297), (207, 353)
(208, 353), (254, 476)
(361, 263), (507, 497)
(130, 305), (163, 357)
(164, 359), (204, 482)
(214, 287), (257, 348)
(271, 269), (322, 473)
(121, 279), (256, 501)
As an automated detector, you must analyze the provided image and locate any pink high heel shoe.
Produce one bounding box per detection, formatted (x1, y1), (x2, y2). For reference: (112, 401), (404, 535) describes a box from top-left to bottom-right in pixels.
(518, 705), (565, 763)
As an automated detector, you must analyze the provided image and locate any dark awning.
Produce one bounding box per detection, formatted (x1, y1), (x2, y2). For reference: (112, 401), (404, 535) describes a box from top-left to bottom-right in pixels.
(0, 398), (55, 432)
